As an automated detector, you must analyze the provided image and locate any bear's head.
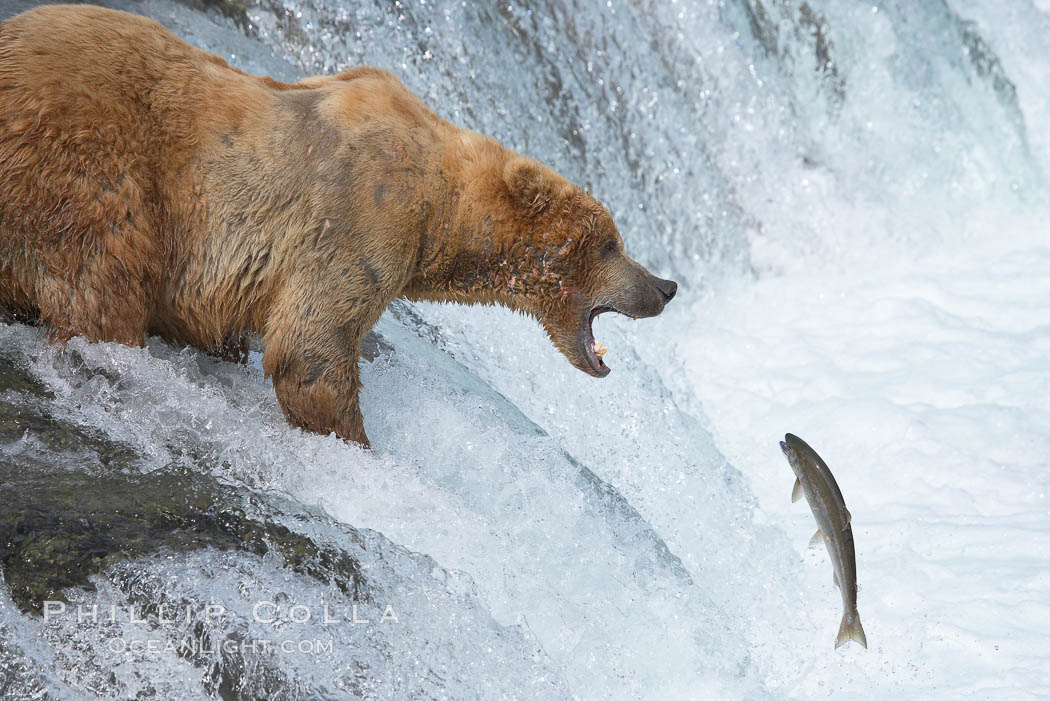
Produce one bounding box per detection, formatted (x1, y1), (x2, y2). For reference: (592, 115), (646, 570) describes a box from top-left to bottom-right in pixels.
(496, 157), (677, 378)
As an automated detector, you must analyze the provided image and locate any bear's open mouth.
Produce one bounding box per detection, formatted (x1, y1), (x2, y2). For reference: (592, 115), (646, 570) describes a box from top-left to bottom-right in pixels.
(579, 306), (614, 377)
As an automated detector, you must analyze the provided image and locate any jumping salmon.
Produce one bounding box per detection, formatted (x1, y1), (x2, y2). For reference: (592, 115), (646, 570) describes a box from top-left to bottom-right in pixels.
(780, 433), (867, 649)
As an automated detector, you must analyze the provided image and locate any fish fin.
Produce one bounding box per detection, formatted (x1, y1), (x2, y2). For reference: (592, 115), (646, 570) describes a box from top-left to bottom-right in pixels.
(791, 479), (803, 503)
(809, 529), (823, 548)
(833, 569), (840, 589)
(844, 508), (852, 526)
(835, 613), (867, 649)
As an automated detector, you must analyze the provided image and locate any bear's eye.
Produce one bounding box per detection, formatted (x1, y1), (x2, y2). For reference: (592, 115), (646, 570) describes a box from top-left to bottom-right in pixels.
(599, 239), (620, 261)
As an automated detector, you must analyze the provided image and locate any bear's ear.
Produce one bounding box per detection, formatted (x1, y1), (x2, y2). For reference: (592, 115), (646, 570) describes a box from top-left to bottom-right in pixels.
(503, 157), (552, 217)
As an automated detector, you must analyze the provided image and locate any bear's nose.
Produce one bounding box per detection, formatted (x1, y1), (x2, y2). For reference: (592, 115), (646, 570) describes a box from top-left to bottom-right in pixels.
(655, 278), (677, 302)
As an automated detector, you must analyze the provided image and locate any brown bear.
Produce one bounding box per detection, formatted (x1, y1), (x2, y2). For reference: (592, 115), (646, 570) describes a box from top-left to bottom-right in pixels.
(0, 5), (677, 446)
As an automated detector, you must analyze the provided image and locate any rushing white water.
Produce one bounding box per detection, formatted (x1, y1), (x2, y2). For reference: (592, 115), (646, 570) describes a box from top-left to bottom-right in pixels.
(1, 0), (1049, 698)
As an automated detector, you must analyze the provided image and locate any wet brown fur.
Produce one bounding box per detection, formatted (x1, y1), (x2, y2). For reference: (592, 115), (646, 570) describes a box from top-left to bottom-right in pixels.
(0, 5), (670, 446)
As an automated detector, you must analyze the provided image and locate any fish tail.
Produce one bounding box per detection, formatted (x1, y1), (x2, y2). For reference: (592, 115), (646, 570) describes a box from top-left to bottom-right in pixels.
(835, 613), (867, 649)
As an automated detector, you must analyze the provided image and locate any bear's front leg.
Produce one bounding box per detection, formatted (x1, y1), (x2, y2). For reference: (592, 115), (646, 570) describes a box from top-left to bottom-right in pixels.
(268, 354), (369, 446)
(262, 303), (371, 447)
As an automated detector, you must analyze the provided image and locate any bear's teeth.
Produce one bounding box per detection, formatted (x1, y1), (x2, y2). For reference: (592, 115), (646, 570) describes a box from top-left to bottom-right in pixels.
(593, 342), (608, 358)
